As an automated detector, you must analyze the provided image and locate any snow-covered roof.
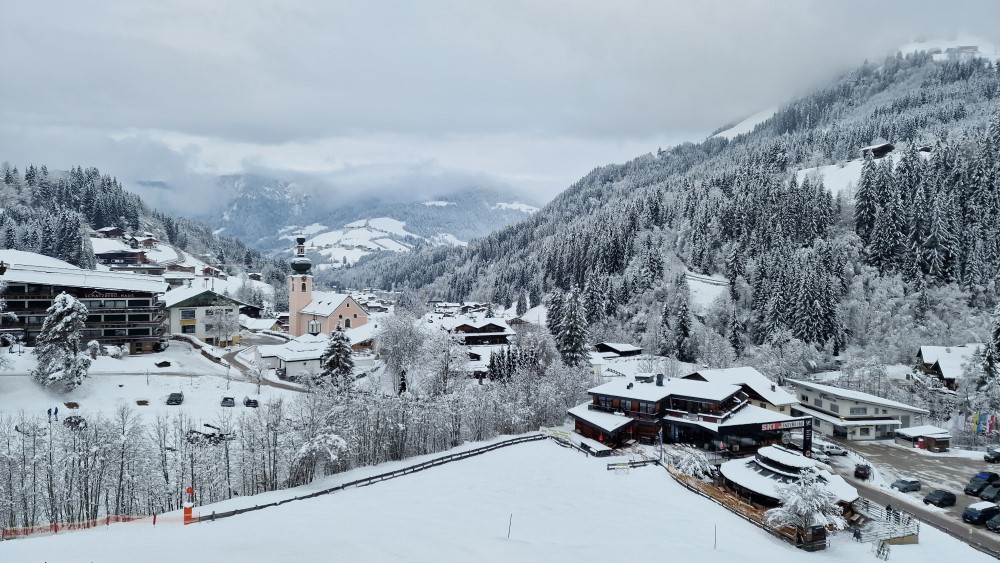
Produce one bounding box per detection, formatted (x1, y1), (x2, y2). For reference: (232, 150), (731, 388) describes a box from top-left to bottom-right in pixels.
(0, 250), (166, 294)
(567, 403), (634, 433)
(300, 291), (350, 317)
(793, 403), (904, 427)
(895, 425), (951, 439)
(719, 452), (858, 504)
(597, 342), (641, 353)
(439, 316), (515, 334)
(162, 286), (246, 308)
(242, 317), (281, 331)
(588, 377), (740, 403)
(787, 379), (929, 414)
(721, 405), (798, 427)
(257, 334), (328, 362)
(688, 367), (797, 406)
(343, 322), (378, 345)
(89, 238), (135, 254)
(758, 445), (815, 469)
(919, 344), (984, 380)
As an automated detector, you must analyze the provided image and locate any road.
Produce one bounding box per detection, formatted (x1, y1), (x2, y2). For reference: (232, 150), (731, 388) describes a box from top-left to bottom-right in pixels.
(222, 334), (305, 393)
(824, 439), (1000, 556)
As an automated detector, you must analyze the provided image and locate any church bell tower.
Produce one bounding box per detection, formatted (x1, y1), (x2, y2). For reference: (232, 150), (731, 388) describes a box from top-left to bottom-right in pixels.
(288, 236), (313, 337)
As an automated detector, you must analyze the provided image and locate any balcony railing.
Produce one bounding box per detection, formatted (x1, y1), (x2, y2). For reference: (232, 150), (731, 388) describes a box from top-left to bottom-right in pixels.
(587, 403), (661, 421)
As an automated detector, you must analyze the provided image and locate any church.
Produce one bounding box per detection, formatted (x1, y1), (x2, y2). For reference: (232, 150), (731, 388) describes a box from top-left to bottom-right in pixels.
(287, 236), (370, 337)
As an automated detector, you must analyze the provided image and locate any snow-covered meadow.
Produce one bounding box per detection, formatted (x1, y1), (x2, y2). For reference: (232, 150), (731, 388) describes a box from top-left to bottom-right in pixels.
(0, 439), (991, 563)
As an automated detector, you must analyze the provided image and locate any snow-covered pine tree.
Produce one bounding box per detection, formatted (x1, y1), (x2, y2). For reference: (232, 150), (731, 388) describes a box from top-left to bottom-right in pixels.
(32, 292), (91, 391)
(556, 288), (588, 368)
(854, 154), (878, 246)
(673, 292), (695, 363)
(544, 288), (565, 339)
(319, 329), (355, 393)
(516, 291), (528, 317)
(764, 473), (846, 532)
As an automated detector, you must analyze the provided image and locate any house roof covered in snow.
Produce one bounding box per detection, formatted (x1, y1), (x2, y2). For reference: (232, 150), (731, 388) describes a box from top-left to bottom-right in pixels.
(919, 344), (983, 380)
(0, 250), (166, 294)
(162, 286), (247, 308)
(241, 317), (282, 332)
(786, 379), (929, 414)
(568, 403), (635, 433)
(588, 377), (740, 403)
(257, 333), (328, 362)
(895, 425), (951, 439)
(687, 367), (798, 407)
(300, 291), (351, 317)
(720, 449), (858, 504)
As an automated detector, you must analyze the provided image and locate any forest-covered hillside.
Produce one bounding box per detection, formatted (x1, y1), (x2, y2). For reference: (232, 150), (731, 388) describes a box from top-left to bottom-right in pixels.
(332, 51), (1000, 379)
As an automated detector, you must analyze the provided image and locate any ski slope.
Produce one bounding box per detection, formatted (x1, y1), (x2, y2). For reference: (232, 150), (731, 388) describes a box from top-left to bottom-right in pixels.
(0, 439), (989, 563)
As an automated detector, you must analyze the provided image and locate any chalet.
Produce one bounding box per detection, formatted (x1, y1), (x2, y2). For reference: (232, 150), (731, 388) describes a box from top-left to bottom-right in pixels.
(248, 272), (263, 281)
(916, 343), (983, 389)
(201, 265), (227, 279)
(568, 374), (811, 452)
(163, 271), (196, 288)
(94, 249), (148, 267)
(256, 333), (327, 379)
(685, 367), (798, 413)
(443, 317), (515, 346)
(166, 263), (197, 274)
(860, 142), (895, 159)
(127, 235), (159, 249)
(786, 379), (929, 441)
(95, 226), (125, 239)
(109, 263), (167, 276)
(286, 237), (370, 336)
(162, 286), (245, 347)
(594, 342), (642, 358)
(0, 249), (167, 354)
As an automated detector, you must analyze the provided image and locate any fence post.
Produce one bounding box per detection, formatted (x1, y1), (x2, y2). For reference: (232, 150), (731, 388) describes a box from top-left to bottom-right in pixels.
(153, 514), (157, 526)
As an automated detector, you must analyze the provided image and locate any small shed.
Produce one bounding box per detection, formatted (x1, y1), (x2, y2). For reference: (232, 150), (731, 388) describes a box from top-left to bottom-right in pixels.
(861, 142), (895, 159)
(594, 342), (643, 358)
(895, 425), (951, 452)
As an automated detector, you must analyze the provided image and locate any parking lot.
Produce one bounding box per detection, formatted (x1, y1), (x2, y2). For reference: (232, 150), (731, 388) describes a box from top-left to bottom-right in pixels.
(825, 439), (1000, 555)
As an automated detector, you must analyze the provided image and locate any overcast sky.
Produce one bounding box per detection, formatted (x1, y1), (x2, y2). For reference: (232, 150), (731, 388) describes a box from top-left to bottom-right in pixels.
(2, 1), (998, 213)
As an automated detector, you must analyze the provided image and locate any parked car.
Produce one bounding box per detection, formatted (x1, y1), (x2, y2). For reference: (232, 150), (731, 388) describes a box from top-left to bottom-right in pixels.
(962, 501), (1000, 525)
(891, 478), (922, 493)
(854, 464), (871, 480)
(923, 489), (957, 507)
(986, 448), (1000, 463)
(817, 442), (847, 456)
(982, 483), (1000, 502)
(221, 396), (236, 407)
(987, 513), (1000, 533)
(965, 472), (1000, 496)
(810, 450), (831, 464)
(166, 392), (184, 405)
(243, 396), (259, 408)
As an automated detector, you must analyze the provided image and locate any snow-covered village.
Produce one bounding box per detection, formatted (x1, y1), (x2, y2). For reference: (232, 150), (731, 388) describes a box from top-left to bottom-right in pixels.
(4, 2), (1000, 562)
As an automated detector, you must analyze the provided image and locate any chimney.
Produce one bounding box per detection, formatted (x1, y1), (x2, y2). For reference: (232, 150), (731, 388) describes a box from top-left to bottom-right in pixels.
(656, 373), (664, 387)
(771, 384), (776, 392)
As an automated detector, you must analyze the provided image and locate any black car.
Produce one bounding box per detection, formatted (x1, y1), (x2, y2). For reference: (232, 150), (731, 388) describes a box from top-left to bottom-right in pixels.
(166, 392), (184, 405)
(987, 449), (1000, 463)
(965, 472), (1000, 496)
(963, 502), (1000, 525)
(983, 484), (1000, 502)
(923, 489), (957, 507)
(854, 464), (871, 479)
(243, 396), (259, 408)
(221, 396), (236, 407)
(987, 514), (1000, 533)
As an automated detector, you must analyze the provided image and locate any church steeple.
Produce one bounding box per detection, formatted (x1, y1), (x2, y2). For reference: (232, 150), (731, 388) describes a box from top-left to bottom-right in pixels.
(288, 236), (313, 336)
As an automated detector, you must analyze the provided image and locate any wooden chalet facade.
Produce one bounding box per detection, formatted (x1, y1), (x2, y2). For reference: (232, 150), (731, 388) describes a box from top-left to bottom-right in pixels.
(448, 319), (515, 346)
(569, 375), (810, 452)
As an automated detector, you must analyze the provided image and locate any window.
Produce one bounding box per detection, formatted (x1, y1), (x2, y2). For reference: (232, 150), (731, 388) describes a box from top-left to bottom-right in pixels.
(829, 403), (840, 413)
(850, 407), (867, 415)
(859, 427), (871, 436)
(779, 406), (786, 412)
(813, 398), (822, 408)
(346, 302), (350, 308)
(801, 395), (809, 402)
(181, 325), (196, 334)
(180, 309), (196, 320)
(353, 313), (357, 318)
(345, 319), (352, 328)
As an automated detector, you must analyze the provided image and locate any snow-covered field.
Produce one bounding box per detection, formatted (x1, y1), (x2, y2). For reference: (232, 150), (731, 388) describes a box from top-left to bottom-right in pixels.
(711, 106), (778, 140)
(0, 439), (989, 562)
(687, 271), (728, 313)
(0, 343), (301, 420)
(796, 159), (864, 197)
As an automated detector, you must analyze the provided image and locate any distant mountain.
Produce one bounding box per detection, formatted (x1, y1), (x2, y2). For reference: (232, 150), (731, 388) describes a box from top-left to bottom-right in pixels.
(190, 176), (540, 266)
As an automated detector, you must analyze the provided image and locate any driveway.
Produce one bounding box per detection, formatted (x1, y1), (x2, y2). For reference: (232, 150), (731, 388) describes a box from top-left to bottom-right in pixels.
(824, 439), (1000, 556)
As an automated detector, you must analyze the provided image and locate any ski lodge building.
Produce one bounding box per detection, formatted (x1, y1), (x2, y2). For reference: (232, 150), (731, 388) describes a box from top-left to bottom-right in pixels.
(567, 371), (811, 454)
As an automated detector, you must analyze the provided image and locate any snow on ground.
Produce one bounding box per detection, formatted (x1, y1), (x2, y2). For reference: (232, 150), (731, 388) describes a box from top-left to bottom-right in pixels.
(796, 159), (864, 198)
(430, 233), (467, 246)
(421, 200), (454, 206)
(519, 304), (548, 327)
(493, 201), (539, 214)
(0, 438), (989, 563)
(142, 243), (179, 264)
(711, 106), (778, 140)
(278, 223), (328, 240)
(87, 237), (130, 253)
(686, 271), (728, 313)
(0, 342), (300, 421)
(0, 249), (75, 268)
(899, 34), (1000, 61)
